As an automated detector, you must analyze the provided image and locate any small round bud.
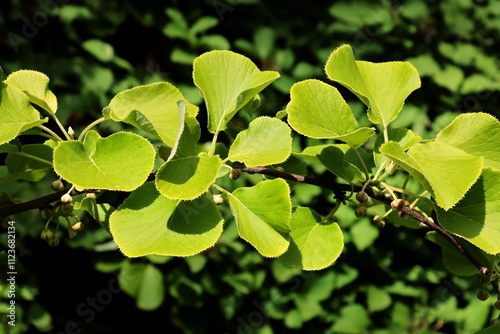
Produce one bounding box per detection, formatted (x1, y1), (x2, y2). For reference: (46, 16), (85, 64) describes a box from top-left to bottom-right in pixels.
(355, 206), (367, 217)
(373, 215), (385, 228)
(495, 300), (500, 310)
(51, 180), (64, 191)
(213, 194), (224, 205)
(61, 193), (72, 203)
(477, 289), (490, 301)
(356, 191), (369, 203)
(72, 222), (85, 231)
(230, 168), (242, 180)
(490, 317), (500, 326)
(391, 199), (404, 210)
(47, 237), (60, 247)
(40, 229), (53, 241)
(85, 192), (96, 199)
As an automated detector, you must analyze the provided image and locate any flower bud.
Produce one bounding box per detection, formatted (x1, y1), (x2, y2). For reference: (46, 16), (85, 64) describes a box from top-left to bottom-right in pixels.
(40, 229), (53, 241)
(61, 193), (72, 203)
(48, 237), (60, 247)
(51, 180), (64, 191)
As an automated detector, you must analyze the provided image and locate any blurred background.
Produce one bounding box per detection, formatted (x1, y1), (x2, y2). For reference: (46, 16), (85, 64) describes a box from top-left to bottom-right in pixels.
(1, 0), (499, 333)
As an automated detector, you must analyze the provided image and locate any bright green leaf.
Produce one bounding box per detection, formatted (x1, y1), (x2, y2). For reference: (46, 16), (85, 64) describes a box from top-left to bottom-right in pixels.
(325, 44), (421, 128)
(0, 82), (47, 145)
(155, 152), (222, 200)
(110, 182), (224, 257)
(227, 178), (291, 257)
(436, 168), (500, 254)
(193, 50), (279, 134)
(228, 116), (292, 167)
(436, 112), (500, 170)
(5, 70), (57, 114)
(286, 79), (375, 147)
(317, 145), (365, 183)
(278, 207), (343, 270)
(380, 141), (483, 210)
(106, 82), (198, 147)
(53, 131), (155, 191)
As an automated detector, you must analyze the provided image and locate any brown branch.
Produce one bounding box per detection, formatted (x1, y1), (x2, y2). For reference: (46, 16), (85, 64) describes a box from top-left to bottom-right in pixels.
(232, 162), (490, 276)
(0, 188), (90, 218)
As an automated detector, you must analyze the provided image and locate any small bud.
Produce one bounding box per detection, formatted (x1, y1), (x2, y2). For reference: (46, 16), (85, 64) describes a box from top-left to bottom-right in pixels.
(373, 215), (385, 228)
(495, 300), (500, 310)
(477, 289), (490, 301)
(230, 168), (242, 180)
(40, 229), (53, 241)
(356, 191), (369, 203)
(47, 237), (60, 247)
(355, 206), (367, 217)
(391, 199), (409, 211)
(72, 222), (85, 231)
(68, 227), (77, 239)
(213, 194), (224, 205)
(61, 193), (72, 203)
(51, 180), (64, 191)
(85, 192), (96, 199)
(68, 127), (75, 139)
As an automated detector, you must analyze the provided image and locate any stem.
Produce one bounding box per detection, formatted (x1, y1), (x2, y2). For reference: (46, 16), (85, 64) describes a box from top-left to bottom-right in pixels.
(13, 152), (53, 166)
(52, 114), (71, 140)
(351, 146), (370, 182)
(208, 131), (219, 157)
(38, 125), (64, 142)
(78, 117), (107, 141)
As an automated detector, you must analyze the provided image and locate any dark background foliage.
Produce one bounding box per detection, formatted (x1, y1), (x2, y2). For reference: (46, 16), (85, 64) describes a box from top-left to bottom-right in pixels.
(1, 0), (499, 333)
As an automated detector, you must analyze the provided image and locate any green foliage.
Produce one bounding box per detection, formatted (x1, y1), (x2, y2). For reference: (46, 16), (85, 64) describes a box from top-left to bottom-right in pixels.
(2, 1), (500, 333)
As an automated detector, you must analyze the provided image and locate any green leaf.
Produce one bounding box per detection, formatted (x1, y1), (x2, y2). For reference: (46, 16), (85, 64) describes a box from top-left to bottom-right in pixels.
(331, 304), (370, 333)
(118, 262), (165, 311)
(82, 39), (115, 62)
(0, 82), (47, 145)
(350, 219), (379, 252)
(380, 141), (483, 210)
(228, 116), (292, 167)
(73, 197), (114, 234)
(106, 82), (198, 147)
(436, 113), (500, 170)
(278, 207), (343, 270)
(110, 182), (224, 257)
(436, 168), (500, 254)
(286, 79), (375, 147)
(373, 127), (422, 168)
(53, 131), (155, 191)
(4, 70), (57, 114)
(5, 144), (53, 182)
(193, 50), (280, 134)
(325, 44), (421, 128)
(317, 145), (365, 183)
(156, 152), (222, 200)
(190, 16), (218, 36)
(227, 178), (291, 257)
(367, 286), (392, 312)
